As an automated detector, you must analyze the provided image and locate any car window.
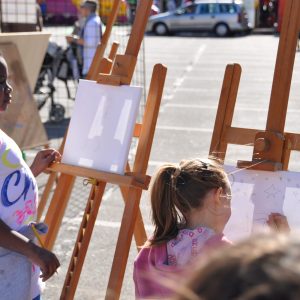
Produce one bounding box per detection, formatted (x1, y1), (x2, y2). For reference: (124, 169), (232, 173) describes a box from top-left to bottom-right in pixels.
(219, 4), (237, 14)
(176, 4), (197, 15)
(199, 3), (218, 14)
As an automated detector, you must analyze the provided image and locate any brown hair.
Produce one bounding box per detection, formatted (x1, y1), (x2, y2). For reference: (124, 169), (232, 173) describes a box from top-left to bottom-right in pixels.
(174, 233), (300, 300)
(150, 158), (229, 246)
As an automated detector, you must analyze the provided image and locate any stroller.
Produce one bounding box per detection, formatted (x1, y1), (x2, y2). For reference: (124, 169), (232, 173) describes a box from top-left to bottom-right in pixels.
(34, 41), (81, 123)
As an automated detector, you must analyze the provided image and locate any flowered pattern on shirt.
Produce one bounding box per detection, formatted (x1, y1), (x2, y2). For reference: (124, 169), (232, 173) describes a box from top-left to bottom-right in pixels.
(167, 226), (215, 266)
(0, 131), (38, 231)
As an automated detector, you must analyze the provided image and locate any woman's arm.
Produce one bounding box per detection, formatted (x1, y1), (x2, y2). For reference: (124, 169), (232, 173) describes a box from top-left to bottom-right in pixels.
(0, 219), (60, 281)
(0, 218), (32, 253)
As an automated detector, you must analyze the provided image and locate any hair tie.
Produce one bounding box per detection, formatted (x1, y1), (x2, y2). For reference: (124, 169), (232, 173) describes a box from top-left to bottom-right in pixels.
(173, 166), (181, 177)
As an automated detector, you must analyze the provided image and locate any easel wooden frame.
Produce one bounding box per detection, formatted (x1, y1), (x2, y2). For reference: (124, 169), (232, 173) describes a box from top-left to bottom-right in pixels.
(37, 0), (122, 221)
(40, 2), (166, 300)
(209, 0), (300, 171)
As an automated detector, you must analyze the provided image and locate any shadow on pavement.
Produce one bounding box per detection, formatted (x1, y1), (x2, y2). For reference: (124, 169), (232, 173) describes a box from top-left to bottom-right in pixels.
(44, 118), (70, 140)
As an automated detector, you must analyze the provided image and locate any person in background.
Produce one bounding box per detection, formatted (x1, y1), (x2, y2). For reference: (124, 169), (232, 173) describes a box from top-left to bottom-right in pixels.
(37, 0), (46, 28)
(66, 4), (86, 80)
(36, 2), (43, 32)
(167, 0), (177, 12)
(66, 0), (102, 78)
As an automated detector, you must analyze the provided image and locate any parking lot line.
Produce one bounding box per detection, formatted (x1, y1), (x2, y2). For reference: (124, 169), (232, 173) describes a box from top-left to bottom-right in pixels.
(157, 125), (212, 132)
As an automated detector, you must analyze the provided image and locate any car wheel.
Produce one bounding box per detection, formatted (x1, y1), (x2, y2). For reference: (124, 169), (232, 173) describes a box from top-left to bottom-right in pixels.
(214, 23), (230, 37)
(154, 23), (168, 36)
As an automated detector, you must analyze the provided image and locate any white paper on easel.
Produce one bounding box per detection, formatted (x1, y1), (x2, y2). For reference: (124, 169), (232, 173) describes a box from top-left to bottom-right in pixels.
(62, 80), (142, 175)
(224, 165), (300, 242)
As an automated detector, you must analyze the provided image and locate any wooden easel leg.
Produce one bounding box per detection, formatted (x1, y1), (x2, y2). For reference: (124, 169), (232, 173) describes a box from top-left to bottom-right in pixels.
(209, 64), (242, 161)
(105, 65), (167, 299)
(37, 171), (57, 221)
(42, 174), (76, 250)
(282, 148), (291, 171)
(120, 162), (147, 251)
(60, 182), (107, 300)
(105, 187), (142, 300)
(119, 185), (147, 250)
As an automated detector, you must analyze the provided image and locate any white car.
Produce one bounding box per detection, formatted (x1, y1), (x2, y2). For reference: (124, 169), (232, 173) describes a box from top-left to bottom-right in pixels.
(146, 0), (252, 37)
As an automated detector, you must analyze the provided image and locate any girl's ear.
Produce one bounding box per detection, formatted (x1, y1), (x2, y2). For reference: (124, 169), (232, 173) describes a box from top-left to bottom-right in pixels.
(214, 187), (223, 206)
(206, 187), (222, 210)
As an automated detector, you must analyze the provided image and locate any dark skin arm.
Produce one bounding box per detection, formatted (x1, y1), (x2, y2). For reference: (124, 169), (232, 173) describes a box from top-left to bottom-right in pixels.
(0, 219), (60, 281)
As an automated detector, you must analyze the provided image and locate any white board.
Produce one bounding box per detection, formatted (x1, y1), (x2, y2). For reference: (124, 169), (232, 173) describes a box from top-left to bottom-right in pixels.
(224, 165), (300, 242)
(62, 80), (142, 175)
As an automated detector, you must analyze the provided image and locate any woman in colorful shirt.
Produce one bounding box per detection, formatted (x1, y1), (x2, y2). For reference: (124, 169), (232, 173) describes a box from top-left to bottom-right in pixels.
(0, 56), (60, 300)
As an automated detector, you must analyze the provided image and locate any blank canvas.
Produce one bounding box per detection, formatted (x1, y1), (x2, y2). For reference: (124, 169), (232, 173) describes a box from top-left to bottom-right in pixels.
(224, 165), (300, 241)
(62, 80), (142, 175)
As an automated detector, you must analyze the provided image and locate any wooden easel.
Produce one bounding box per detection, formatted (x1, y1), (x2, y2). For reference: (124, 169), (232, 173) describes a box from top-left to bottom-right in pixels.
(41, 2), (166, 300)
(209, 0), (300, 171)
(37, 0), (122, 220)
(40, 2), (151, 252)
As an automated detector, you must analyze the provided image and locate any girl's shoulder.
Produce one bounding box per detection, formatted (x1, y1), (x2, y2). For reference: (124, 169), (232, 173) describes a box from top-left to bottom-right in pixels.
(205, 233), (233, 248)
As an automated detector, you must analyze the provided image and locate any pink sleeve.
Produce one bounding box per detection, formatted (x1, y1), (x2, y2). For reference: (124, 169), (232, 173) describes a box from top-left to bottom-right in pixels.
(133, 243), (184, 299)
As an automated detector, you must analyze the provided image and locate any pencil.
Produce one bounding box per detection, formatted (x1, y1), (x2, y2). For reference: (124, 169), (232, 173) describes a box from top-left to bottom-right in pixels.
(31, 224), (45, 248)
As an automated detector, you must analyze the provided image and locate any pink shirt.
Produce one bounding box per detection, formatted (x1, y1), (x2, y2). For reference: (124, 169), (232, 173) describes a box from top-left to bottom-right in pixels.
(133, 226), (232, 299)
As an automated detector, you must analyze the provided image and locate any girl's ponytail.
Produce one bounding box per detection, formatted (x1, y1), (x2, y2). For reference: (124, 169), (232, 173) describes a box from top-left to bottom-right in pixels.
(150, 164), (181, 245)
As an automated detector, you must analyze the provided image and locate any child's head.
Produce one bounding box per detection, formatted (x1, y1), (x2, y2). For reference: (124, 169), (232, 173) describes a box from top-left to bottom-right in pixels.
(174, 233), (300, 300)
(150, 158), (231, 245)
(0, 56), (12, 112)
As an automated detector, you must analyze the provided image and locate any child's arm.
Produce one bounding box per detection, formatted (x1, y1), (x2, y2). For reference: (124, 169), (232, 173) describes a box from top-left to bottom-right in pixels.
(0, 219), (60, 281)
(267, 213), (290, 233)
(30, 149), (61, 177)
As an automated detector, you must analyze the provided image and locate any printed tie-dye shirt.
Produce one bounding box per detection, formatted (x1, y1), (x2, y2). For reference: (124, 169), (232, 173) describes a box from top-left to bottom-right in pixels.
(0, 130), (41, 298)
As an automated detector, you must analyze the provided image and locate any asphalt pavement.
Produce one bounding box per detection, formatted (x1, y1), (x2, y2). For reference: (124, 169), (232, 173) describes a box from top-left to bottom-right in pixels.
(38, 33), (300, 299)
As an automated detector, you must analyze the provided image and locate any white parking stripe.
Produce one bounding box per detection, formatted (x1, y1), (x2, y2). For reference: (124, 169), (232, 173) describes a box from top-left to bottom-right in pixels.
(94, 220), (154, 231)
(164, 103), (300, 113)
(157, 125), (212, 132)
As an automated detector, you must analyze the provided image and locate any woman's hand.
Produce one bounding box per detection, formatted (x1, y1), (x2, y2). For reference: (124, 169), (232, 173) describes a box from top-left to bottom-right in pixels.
(0, 220), (60, 282)
(28, 243), (60, 282)
(267, 213), (290, 233)
(30, 149), (61, 177)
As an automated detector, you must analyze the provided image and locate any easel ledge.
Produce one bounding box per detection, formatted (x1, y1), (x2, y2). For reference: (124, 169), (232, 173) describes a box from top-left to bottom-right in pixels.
(49, 163), (151, 189)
